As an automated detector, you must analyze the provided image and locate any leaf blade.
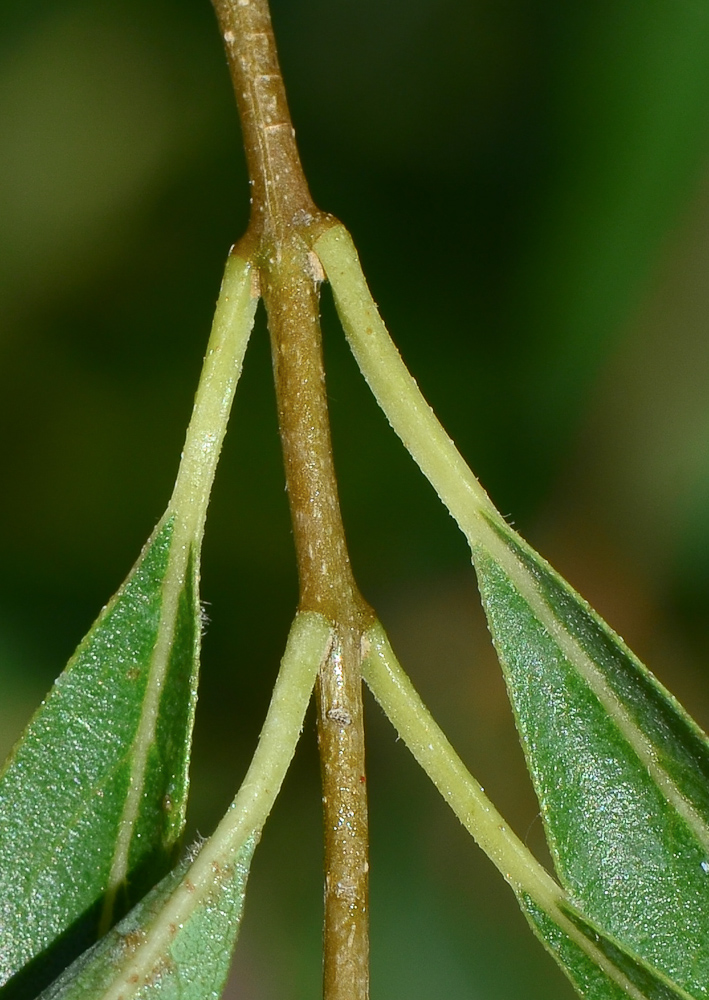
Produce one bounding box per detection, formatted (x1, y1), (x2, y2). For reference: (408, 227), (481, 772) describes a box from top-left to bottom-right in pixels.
(318, 221), (709, 997)
(522, 896), (696, 1000)
(473, 518), (709, 998)
(0, 517), (196, 994)
(488, 518), (709, 830)
(35, 838), (257, 1000)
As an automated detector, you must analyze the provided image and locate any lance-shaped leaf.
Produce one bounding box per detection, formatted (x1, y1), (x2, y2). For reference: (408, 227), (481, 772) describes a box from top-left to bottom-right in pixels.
(472, 518), (709, 999)
(362, 621), (697, 1000)
(317, 225), (709, 996)
(35, 611), (332, 1000)
(0, 252), (258, 997)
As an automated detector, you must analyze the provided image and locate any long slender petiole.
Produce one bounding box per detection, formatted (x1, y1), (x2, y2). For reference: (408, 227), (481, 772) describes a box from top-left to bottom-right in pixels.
(361, 621), (658, 1000)
(313, 224), (499, 543)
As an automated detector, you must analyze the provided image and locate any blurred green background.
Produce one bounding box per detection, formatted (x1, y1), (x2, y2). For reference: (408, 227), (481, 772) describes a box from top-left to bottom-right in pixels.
(2, 0), (709, 996)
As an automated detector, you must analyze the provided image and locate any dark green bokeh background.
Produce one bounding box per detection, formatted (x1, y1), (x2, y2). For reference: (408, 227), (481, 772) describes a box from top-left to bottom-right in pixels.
(2, 1), (709, 996)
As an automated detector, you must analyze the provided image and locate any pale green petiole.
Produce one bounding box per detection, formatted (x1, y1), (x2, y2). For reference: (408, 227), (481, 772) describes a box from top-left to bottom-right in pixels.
(318, 225), (709, 875)
(361, 621), (665, 1000)
(314, 224), (500, 544)
(103, 251), (259, 924)
(100, 611), (333, 1000)
(361, 620), (561, 907)
(196, 611), (332, 863)
(167, 250), (259, 547)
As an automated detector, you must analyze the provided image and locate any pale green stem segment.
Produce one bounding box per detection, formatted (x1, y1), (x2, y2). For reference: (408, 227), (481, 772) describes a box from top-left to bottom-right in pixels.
(199, 612), (331, 863)
(102, 252), (259, 926)
(102, 611), (333, 1000)
(315, 222), (709, 859)
(361, 621), (659, 1000)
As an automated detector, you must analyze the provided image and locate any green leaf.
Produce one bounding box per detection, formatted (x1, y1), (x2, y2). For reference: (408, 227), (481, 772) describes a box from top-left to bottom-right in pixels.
(0, 252), (258, 998)
(35, 838), (257, 1000)
(472, 514), (709, 999)
(521, 896), (696, 1000)
(317, 224), (709, 996)
(0, 518), (199, 996)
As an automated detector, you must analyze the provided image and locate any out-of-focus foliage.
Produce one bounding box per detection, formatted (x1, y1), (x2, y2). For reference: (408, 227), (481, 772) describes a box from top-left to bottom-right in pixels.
(1, 1), (709, 997)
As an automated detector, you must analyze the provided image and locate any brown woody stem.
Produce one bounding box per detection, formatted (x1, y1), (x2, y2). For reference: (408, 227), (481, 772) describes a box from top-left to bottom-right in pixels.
(210, 1), (372, 997)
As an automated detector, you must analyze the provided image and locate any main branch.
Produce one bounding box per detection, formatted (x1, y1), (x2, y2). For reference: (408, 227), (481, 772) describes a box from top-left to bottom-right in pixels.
(211, 1), (372, 997)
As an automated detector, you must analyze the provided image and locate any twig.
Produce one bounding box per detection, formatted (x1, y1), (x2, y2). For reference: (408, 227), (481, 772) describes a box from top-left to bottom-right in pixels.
(210, 2), (373, 996)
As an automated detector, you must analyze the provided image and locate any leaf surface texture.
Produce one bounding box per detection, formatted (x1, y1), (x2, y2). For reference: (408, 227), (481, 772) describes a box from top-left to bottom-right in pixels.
(0, 518), (199, 995)
(35, 839), (255, 1000)
(473, 515), (709, 998)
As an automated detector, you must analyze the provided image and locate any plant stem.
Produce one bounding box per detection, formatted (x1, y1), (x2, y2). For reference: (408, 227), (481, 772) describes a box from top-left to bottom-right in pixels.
(262, 244), (372, 999)
(211, 0), (316, 241)
(211, 2), (372, 996)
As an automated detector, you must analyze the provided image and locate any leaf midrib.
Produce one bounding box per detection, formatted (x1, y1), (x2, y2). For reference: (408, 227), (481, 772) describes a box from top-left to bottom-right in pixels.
(100, 515), (193, 930)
